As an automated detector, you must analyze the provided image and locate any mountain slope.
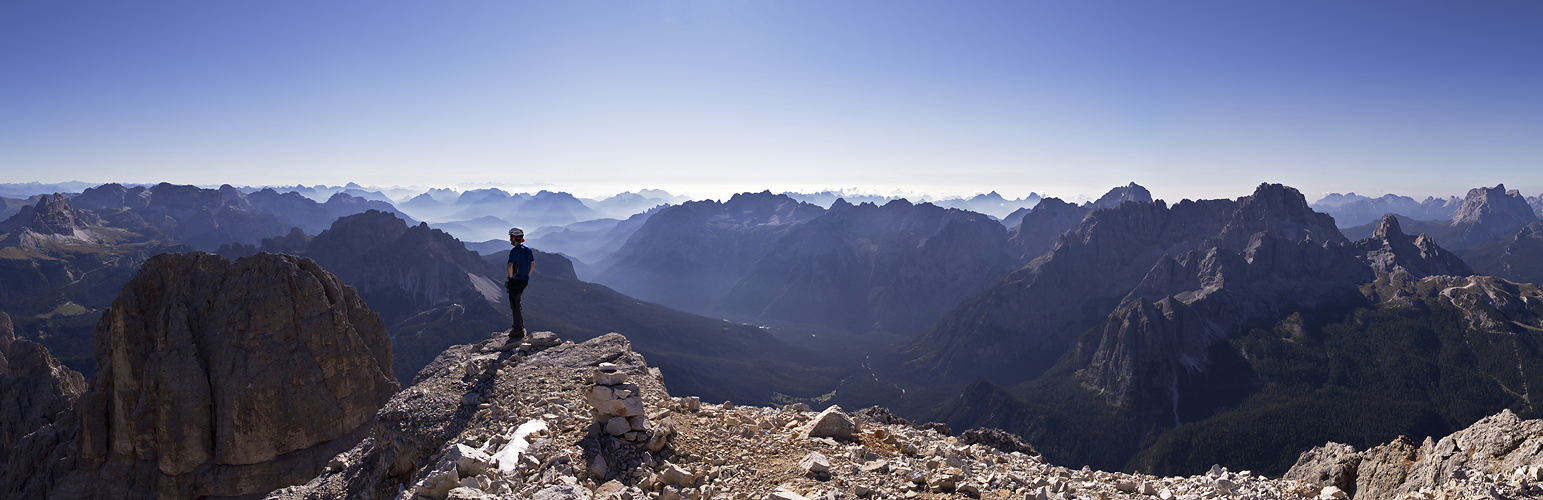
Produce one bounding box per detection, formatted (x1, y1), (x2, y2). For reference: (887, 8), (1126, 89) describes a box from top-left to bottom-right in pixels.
(711, 199), (1012, 335)
(595, 192), (825, 313)
(897, 183), (1348, 387)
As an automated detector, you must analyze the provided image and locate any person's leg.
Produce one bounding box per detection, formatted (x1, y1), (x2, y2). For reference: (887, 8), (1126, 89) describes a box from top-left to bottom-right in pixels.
(508, 279), (529, 338)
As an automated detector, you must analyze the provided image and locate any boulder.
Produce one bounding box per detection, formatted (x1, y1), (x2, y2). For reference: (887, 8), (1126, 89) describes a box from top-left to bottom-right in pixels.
(528, 331), (562, 348)
(800, 452), (831, 474)
(1283, 442), (1361, 496)
(799, 405), (859, 440)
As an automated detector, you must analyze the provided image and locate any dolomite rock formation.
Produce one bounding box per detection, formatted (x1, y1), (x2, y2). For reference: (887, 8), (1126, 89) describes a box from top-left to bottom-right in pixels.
(0, 311), (88, 498)
(57, 251), (399, 499)
(1287, 409), (1543, 499)
(1354, 214), (1474, 280)
(0, 193), (104, 247)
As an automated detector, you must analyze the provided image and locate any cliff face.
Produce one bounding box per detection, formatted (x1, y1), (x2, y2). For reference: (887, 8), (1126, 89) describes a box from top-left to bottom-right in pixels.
(0, 194), (105, 248)
(58, 252), (399, 499)
(904, 183), (1353, 386)
(1005, 197), (1088, 263)
(0, 311), (88, 498)
(1444, 184), (1540, 250)
(304, 210), (505, 324)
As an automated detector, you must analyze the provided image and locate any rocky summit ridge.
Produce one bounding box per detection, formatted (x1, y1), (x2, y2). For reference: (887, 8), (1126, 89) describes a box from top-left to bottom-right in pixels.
(275, 330), (1543, 500)
(271, 331), (1388, 500)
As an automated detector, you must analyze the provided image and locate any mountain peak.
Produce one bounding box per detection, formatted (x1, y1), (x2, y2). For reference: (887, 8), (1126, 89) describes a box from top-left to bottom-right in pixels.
(1371, 213), (1404, 240)
(1086, 182), (1153, 210)
(1442, 184), (1539, 249)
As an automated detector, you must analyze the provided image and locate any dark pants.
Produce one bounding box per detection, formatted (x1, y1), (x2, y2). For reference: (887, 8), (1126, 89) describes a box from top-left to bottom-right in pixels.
(506, 278), (529, 336)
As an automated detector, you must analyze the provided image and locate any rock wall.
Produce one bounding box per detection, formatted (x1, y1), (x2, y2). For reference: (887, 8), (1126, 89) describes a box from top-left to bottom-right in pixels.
(0, 311), (89, 498)
(60, 251), (399, 499)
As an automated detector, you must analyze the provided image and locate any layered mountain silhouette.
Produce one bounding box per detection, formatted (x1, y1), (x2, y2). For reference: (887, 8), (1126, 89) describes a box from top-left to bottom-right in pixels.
(597, 185), (1151, 335)
(398, 188), (604, 234)
(1341, 184), (1540, 253)
(711, 198), (1012, 335)
(595, 191), (826, 313)
(1312, 192), (1463, 227)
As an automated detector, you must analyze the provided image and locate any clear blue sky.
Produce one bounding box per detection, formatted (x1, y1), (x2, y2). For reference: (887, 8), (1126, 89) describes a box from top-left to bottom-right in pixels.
(3, 0), (1541, 201)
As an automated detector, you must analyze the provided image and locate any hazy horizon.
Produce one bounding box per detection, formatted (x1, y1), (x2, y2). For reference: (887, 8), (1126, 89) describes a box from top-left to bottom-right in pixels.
(5, 1), (1541, 203)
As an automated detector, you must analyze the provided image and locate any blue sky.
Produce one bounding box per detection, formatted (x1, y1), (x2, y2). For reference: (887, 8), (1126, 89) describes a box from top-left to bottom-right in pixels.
(3, 0), (1541, 201)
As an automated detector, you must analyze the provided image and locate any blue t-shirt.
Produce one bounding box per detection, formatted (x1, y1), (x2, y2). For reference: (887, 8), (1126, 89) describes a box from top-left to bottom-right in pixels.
(508, 245), (536, 280)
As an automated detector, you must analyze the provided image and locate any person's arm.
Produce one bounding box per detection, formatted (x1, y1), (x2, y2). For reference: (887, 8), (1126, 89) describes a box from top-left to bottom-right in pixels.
(507, 262), (515, 279)
(528, 262), (535, 276)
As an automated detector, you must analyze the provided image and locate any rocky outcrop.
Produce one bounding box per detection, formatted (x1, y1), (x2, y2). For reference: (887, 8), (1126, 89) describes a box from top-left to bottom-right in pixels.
(0, 193), (104, 247)
(0, 311), (88, 498)
(1353, 214), (1473, 280)
(55, 252), (399, 499)
(1287, 410), (1543, 499)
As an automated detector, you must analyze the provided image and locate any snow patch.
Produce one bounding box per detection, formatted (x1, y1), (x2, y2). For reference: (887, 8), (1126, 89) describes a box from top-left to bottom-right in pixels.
(487, 420), (548, 472)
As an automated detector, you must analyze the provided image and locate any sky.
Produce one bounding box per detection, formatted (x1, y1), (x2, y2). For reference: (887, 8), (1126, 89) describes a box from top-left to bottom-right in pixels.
(3, 0), (1541, 202)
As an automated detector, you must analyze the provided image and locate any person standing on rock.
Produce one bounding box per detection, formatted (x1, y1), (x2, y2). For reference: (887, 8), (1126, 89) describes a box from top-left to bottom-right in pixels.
(507, 227), (536, 339)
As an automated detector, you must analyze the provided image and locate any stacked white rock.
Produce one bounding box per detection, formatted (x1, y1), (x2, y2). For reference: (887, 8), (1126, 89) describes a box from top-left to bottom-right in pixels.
(584, 362), (660, 449)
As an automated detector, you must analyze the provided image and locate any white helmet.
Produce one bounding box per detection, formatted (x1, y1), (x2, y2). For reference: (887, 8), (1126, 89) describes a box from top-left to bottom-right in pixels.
(508, 227), (524, 237)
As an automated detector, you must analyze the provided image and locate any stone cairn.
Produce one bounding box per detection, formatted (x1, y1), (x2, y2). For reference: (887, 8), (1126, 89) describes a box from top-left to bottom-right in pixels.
(584, 362), (669, 452)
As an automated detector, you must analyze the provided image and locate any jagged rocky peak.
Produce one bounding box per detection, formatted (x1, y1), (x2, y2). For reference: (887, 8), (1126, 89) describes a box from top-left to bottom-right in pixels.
(1223, 182), (1345, 245)
(58, 251), (399, 499)
(4, 193), (97, 235)
(0, 193), (105, 248)
(1288, 409), (1543, 499)
(1440, 184), (1541, 250)
(1371, 212), (1403, 240)
(0, 311), (88, 494)
(1355, 213), (1473, 280)
(1086, 182), (1153, 210)
(718, 190), (825, 225)
(1451, 183), (1539, 227)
